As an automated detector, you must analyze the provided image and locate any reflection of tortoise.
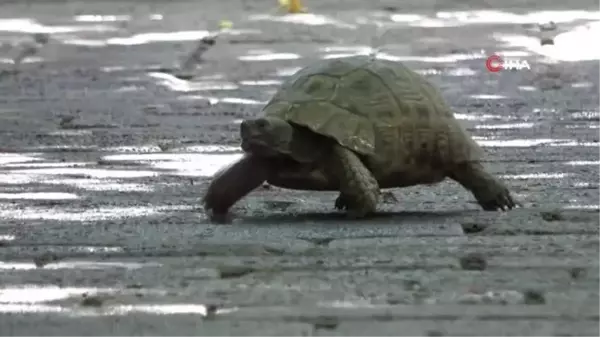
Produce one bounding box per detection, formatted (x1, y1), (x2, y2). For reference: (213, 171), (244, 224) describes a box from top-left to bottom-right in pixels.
(203, 55), (517, 219)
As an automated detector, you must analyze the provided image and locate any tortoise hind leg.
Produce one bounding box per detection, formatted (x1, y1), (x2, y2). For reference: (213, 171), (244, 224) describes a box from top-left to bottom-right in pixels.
(326, 145), (380, 218)
(447, 162), (518, 211)
(203, 154), (269, 221)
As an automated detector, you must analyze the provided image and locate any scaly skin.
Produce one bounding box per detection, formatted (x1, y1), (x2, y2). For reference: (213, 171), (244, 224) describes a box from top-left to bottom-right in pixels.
(202, 153), (268, 222)
(447, 162), (518, 211)
(238, 117), (381, 218)
(326, 145), (380, 218)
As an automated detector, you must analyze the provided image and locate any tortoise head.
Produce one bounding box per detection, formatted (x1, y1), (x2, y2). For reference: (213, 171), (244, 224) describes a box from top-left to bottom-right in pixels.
(240, 117), (294, 157)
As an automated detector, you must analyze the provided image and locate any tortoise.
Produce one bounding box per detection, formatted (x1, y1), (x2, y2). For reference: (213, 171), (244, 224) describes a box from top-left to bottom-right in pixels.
(202, 55), (517, 220)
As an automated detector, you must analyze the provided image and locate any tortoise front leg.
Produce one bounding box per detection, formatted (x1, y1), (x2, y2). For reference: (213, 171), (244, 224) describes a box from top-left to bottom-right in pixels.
(202, 153), (268, 221)
(447, 162), (518, 211)
(326, 145), (380, 218)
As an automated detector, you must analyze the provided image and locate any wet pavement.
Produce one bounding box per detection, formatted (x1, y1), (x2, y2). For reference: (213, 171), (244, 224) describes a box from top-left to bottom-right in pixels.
(0, 0), (599, 335)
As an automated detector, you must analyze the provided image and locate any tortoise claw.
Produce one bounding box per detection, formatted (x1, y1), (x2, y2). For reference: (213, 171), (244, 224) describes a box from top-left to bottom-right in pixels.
(479, 186), (519, 212)
(334, 194), (349, 211)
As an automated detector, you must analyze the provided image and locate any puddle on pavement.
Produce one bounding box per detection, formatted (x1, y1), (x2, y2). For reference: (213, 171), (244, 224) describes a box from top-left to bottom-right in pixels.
(501, 172), (570, 179)
(0, 302), (237, 317)
(239, 53), (301, 61)
(239, 80), (283, 86)
(0, 192), (78, 200)
(319, 46), (371, 53)
(0, 174), (35, 185)
(475, 138), (599, 147)
(0, 173), (152, 192)
(446, 67), (477, 76)
(0, 153), (43, 165)
(47, 130), (94, 137)
(571, 82), (594, 88)
(102, 152), (244, 177)
(47, 261), (158, 270)
(2, 162), (92, 168)
(565, 160), (600, 166)
(178, 95), (266, 106)
(8, 168), (158, 179)
(453, 113), (514, 121)
(475, 123), (535, 130)
(73, 15), (132, 22)
(274, 67), (303, 77)
(0, 287), (103, 304)
(62, 28), (260, 47)
(56, 180), (152, 192)
(389, 9), (599, 27)
(322, 51), (488, 63)
(0, 282), (233, 316)
(0, 18), (117, 34)
(146, 73), (269, 105)
(147, 72), (239, 91)
(569, 111), (599, 120)
(563, 204), (600, 210)
(469, 94), (509, 100)
(0, 259), (154, 272)
(0, 206), (161, 221)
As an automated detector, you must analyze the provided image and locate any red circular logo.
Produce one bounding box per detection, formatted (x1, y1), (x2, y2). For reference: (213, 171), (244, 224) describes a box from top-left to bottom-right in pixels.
(486, 55), (503, 72)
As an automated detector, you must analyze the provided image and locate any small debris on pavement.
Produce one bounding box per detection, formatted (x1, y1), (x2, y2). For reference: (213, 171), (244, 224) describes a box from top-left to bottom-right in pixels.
(32, 33), (49, 45)
(459, 252), (488, 271)
(540, 38), (555, 45)
(218, 20), (233, 30)
(539, 21), (557, 31)
(80, 294), (104, 307)
(386, 293), (409, 305)
(540, 210), (564, 221)
(537, 21), (556, 47)
(426, 329), (445, 336)
(569, 267), (586, 280)
(33, 252), (60, 268)
(457, 290), (523, 305)
(205, 304), (219, 319)
(522, 289), (546, 305)
(125, 283), (144, 289)
(460, 221), (487, 234)
(279, 0), (306, 13)
(218, 265), (256, 279)
(306, 237), (334, 246)
(402, 279), (422, 291)
(311, 315), (339, 330)
(381, 6), (398, 12)
(11, 33), (50, 69)
(58, 116), (76, 128)
(157, 141), (175, 152)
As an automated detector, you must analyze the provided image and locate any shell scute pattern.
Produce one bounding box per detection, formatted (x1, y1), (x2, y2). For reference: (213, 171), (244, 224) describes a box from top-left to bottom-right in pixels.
(291, 74), (337, 102)
(262, 56), (483, 167)
(333, 68), (400, 124)
(285, 100), (376, 155)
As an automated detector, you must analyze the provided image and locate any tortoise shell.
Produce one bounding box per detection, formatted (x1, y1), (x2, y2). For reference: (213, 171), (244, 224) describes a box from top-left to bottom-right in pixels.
(261, 55), (483, 175)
